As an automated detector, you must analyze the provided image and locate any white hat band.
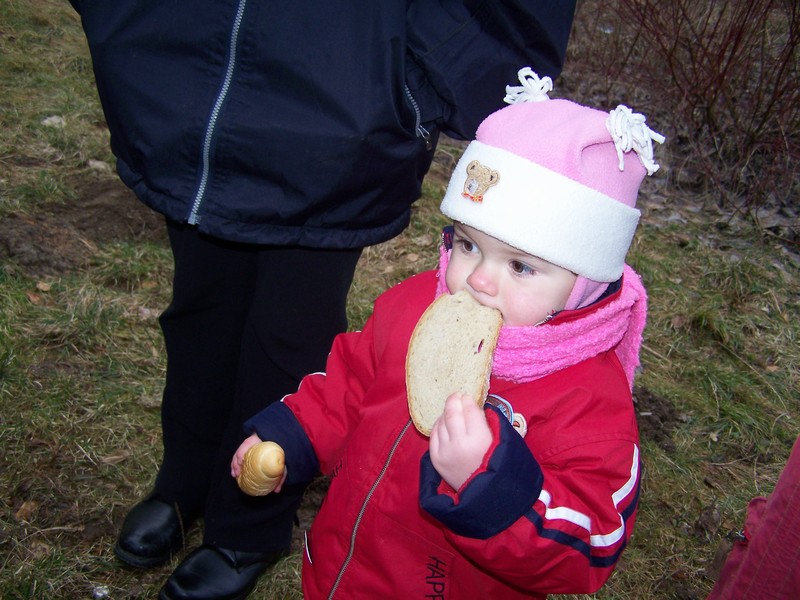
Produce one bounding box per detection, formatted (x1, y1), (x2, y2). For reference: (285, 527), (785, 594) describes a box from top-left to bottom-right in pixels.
(440, 141), (640, 282)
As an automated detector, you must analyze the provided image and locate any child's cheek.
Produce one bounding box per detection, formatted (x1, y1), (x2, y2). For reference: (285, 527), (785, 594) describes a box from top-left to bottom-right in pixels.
(444, 256), (464, 293)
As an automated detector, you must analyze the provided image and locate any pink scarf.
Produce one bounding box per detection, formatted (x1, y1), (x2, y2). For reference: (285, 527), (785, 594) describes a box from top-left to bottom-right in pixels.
(435, 247), (647, 389)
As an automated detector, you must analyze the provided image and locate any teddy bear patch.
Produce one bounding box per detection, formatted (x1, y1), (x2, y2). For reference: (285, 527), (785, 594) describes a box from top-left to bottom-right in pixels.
(462, 160), (500, 203)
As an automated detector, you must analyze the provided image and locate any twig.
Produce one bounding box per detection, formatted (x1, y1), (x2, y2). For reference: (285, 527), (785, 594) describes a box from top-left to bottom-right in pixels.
(642, 343), (671, 363)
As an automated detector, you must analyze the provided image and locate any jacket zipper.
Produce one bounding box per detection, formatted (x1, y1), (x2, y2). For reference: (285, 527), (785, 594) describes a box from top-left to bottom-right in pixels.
(327, 419), (413, 599)
(187, 0), (248, 225)
(404, 85), (433, 151)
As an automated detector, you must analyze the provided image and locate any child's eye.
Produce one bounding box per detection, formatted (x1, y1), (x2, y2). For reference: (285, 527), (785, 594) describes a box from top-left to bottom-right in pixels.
(510, 260), (535, 275)
(455, 238), (477, 254)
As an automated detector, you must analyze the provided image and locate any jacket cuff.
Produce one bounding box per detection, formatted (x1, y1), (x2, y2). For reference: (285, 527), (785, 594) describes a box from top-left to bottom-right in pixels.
(419, 406), (543, 539)
(244, 402), (319, 486)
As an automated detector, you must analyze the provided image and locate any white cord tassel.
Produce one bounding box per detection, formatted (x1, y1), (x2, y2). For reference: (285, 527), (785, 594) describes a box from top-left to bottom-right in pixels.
(606, 105), (666, 175)
(503, 67), (552, 105)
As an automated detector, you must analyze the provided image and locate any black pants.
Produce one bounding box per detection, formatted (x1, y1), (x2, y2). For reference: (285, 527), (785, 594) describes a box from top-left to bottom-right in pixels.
(153, 220), (362, 552)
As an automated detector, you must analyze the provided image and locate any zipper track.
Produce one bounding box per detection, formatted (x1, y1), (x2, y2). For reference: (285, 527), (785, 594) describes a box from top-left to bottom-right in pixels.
(187, 0), (248, 225)
(404, 85), (432, 151)
(327, 419), (413, 599)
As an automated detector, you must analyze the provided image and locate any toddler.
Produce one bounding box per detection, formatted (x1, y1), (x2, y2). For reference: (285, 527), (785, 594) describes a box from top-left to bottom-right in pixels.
(232, 68), (664, 599)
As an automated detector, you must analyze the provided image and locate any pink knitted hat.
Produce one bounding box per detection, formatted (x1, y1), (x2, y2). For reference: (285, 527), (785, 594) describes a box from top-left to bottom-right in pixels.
(440, 68), (664, 302)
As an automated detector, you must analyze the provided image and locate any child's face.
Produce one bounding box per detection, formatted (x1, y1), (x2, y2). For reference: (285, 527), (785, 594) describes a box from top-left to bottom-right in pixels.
(445, 223), (577, 327)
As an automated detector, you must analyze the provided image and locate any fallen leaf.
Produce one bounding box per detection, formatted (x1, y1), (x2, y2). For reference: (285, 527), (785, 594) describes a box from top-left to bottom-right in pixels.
(671, 315), (688, 329)
(138, 395), (162, 409)
(15, 500), (39, 521)
(41, 115), (66, 128)
(88, 159), (112, 173)
(412, 234), (434, 247)
(138, 306), (158, 320)
(26, 292), (44, 305)
(29, 540), (52, 560)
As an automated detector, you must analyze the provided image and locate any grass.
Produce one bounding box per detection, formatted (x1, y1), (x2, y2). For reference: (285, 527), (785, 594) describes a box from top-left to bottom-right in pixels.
(1, 1), (799, 599)
(0, 0), (112, 217)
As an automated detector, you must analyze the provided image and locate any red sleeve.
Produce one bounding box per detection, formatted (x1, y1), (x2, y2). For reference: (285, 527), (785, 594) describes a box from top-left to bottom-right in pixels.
(283, 271), (436, 474)
(282, 316), (378, 475)
(422, 409), (640, 595)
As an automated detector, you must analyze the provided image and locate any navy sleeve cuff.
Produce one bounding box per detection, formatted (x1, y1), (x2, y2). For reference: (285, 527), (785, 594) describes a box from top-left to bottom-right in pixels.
(419, 407), (543, 539)
(244, 402), (319, 486)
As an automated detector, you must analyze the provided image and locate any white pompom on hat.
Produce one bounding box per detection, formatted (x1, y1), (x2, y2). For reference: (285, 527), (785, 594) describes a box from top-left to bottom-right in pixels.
(440, 68), (664, 286)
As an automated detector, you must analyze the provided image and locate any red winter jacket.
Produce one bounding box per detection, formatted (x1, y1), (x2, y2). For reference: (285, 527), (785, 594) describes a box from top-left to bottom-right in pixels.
(246, 270), (640, 599)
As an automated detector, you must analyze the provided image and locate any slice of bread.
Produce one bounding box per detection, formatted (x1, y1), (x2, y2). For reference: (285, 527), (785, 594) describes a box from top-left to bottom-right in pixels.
(406, 291), (502, 436)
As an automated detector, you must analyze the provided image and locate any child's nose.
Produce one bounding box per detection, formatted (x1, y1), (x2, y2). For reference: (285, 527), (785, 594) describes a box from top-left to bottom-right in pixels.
(467, 262), (497, 296)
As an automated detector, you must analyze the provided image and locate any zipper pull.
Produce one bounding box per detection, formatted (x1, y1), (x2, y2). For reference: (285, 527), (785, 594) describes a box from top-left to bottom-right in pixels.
(418, 125), (433, 151)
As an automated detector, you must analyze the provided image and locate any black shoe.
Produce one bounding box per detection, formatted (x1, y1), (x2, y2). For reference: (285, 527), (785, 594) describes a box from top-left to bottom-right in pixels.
(158, 544), (287, 600)
(114, 493), (190, 568)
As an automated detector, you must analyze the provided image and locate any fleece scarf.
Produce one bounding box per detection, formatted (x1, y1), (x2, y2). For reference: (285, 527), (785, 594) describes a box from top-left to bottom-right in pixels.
(435, 246), (647, 389)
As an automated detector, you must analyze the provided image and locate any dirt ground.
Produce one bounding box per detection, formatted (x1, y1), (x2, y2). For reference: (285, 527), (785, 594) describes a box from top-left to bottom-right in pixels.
(1, 175), (167, 278)
(0, 173), (682, 557)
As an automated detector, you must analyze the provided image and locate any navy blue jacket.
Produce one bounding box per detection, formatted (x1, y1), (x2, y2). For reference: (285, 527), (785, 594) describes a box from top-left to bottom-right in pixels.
(71, 1), (575, 248)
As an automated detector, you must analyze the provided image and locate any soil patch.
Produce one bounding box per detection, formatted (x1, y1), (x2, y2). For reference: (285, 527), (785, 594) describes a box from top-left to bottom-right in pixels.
(635, 385), (680, 452)
(0, 175), (166, 278)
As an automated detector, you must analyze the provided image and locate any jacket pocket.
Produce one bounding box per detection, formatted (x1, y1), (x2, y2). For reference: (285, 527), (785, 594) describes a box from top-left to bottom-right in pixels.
(403, 84), (433, 151)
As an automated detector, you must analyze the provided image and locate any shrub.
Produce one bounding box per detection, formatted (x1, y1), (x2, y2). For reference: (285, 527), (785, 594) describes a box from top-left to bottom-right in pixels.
(567, 0), (799, 221)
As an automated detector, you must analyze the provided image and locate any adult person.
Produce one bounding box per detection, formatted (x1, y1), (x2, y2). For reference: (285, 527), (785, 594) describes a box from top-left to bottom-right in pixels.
(68, 2), (577, 598)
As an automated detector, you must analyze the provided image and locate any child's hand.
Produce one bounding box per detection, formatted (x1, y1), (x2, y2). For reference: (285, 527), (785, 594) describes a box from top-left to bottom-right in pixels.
(231, 432), (263, 478)
(429, 392), (493, 490)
